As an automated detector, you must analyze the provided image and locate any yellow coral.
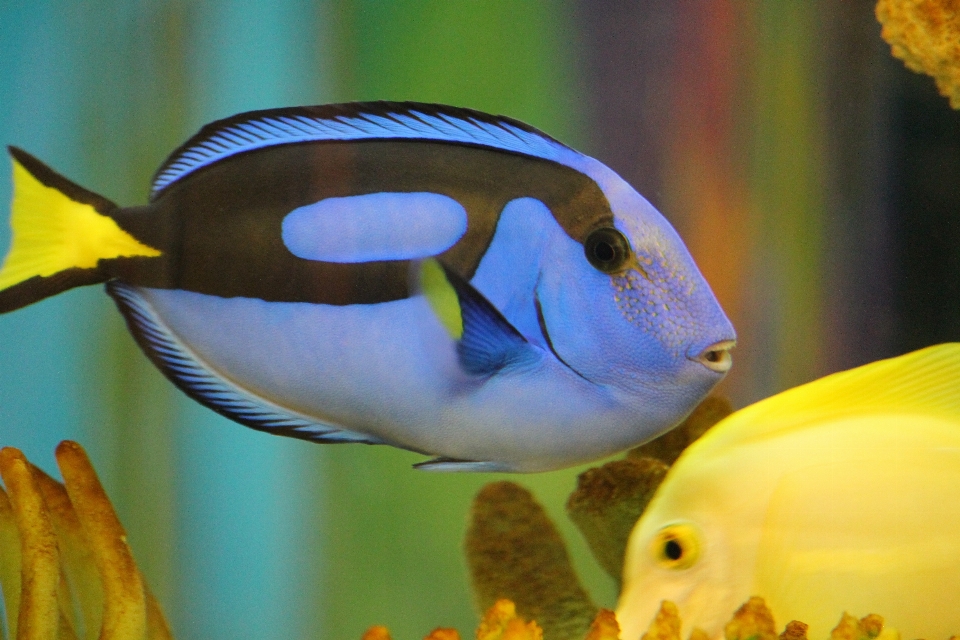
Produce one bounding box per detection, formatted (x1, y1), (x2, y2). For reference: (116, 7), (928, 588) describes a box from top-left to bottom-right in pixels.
(829, 613), (885, 640)
(583, 610), (621, 640)
(0, 442), (172, 640)
(641, 601), (681, 640)
(725, 597), (778, 640)
(360, 594), (952, 640)
(362, 600), (622, 640)
(876, 0), (960, 107)
(476, 599), (544, 640)
(362, 626), (394, 640)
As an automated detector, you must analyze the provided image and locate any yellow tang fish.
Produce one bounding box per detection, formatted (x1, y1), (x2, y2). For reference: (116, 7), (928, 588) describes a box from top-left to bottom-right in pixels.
(617, 343), (960, 640)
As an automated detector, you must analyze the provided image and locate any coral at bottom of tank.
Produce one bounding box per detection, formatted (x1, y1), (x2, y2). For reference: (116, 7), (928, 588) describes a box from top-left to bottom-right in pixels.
(361, 595), (910, 640)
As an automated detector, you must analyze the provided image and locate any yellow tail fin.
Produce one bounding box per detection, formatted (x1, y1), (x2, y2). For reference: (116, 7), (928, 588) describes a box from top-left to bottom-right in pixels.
(0, 147), (160, 312)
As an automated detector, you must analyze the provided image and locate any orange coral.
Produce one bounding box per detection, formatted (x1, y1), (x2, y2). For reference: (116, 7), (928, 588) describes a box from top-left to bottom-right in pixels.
(360, 600), (620, 640)
(362, 625), (394, 640)
(876, 0), (960, 107)
(828, 613), (884, 640)
(725, 597), (778, 640)
(476, 599), (544, 640)
(641, 601), (681, 640)
(359, 593), (954, 640)
(779, 621), (809, 640)
(0, 442), (172, 640)
(583, 610), (621, 640)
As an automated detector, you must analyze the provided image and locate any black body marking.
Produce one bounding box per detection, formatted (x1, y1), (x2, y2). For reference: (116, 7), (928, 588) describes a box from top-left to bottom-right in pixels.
(106, 139), (614, 305)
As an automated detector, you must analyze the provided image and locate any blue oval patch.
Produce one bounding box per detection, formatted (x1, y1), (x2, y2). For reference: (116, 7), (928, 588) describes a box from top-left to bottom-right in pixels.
(281, 192), (468, 263)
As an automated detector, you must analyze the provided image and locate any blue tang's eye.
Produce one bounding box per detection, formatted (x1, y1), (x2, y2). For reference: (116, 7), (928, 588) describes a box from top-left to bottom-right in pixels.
(585, 227), (631, 273)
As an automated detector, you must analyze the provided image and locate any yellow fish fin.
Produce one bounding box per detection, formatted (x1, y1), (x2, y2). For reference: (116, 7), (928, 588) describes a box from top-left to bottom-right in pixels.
(0, 148), (160, 311)
(419, 258), (463, 339)
(695, 343), (960, 453)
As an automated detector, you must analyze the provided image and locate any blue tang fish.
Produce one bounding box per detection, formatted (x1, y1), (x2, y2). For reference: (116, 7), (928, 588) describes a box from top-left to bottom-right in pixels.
(0, 102), (735, 472)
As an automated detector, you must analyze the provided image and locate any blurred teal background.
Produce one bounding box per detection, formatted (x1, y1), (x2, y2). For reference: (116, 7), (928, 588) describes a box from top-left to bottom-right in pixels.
(0, 2), (958, 639)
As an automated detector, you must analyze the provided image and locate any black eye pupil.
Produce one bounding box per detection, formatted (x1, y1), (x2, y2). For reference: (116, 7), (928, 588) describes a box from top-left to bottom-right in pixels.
(584, 227), (631, 273)
(664, 539), (683, 561)
(593, 241), (614, 262)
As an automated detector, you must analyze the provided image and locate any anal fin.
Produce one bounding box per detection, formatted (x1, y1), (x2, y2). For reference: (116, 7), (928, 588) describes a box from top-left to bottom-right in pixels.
(413, 457), (514, 472)
(107, 281), (383, 446)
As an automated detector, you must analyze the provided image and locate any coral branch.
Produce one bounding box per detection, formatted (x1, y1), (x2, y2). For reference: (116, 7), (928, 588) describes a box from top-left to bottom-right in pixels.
(0, 441), (173, 640)
(877, 0), (960, 108)
(0, 485), (23, 637)
(31, 463), (104, 638)
(466, 482), (597, 640)
(566, 458), (668, 585)
(55, 441), (147, 640)
(0, 447), (61, 640)
(641, 601), (680, 640)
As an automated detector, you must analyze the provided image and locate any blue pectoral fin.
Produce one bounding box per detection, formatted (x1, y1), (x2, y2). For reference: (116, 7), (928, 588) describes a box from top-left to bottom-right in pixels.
(438, 263), (538, 377)
(107, 281), (385, 446)
(413, 457), (515, 472)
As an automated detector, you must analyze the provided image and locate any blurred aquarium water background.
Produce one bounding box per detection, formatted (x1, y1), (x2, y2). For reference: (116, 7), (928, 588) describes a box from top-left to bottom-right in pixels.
(0, 1), (958, 639)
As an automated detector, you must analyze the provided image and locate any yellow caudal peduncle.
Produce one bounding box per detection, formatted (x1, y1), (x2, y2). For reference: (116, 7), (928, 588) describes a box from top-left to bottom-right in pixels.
(0, 158), (160, 291)
(420, 258), (463, 339)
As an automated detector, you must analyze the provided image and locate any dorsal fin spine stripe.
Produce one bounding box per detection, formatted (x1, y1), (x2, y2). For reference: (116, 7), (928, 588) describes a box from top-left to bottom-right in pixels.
(151, 103), (577, 197)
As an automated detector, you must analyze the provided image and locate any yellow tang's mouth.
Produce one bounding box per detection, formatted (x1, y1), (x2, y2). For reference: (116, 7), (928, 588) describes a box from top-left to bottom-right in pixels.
(693, 339), (735, 373)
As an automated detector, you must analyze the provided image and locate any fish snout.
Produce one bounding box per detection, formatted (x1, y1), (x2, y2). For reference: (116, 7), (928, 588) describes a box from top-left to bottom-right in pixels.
(690, 339), (735, 374)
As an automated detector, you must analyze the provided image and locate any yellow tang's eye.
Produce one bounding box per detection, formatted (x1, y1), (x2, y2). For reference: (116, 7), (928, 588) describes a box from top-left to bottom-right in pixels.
(650, 523), (701, 570)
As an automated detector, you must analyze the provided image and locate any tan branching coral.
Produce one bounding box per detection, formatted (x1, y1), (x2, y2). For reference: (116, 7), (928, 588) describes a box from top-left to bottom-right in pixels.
(876, 0), (960, 107)
(0, 441), (172, 640)
(566, 396), (732, 586)
(465, 483), (598, 640)
(626, 396), (733, 467)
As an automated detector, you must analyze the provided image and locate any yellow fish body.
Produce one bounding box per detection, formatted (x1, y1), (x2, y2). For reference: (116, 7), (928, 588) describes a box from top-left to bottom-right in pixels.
(616, 344), (960, 640)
